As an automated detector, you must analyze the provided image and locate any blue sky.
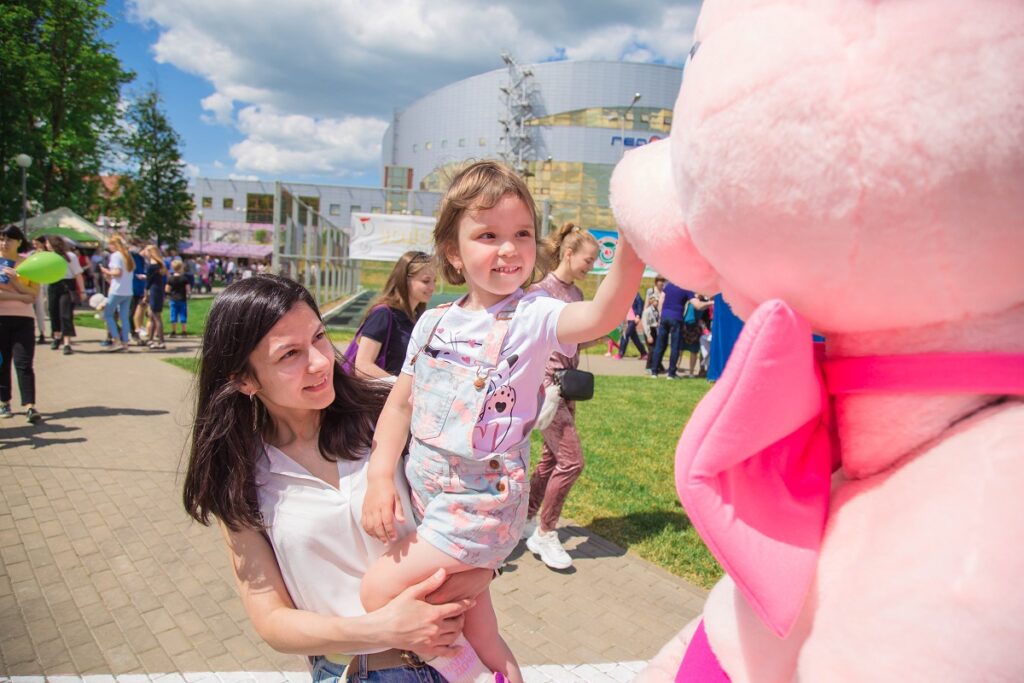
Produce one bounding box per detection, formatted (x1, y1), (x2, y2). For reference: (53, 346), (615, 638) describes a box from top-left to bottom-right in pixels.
(103, 0), (699, 188)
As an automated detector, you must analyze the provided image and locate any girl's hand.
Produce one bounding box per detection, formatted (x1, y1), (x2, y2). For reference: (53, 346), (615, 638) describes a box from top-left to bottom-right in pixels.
(377, 569), (474, 657)
(361, 478), (405, 543)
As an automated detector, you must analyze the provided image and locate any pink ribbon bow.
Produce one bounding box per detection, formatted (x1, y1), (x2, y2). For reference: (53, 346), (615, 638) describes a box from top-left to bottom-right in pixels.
(675, 299), (1024, 643)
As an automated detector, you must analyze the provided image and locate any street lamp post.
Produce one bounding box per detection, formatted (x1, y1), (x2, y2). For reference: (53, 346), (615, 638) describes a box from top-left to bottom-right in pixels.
(15, 154), (32, 232)
(196, 210), (204, 253)
(619, 92), (642, 157)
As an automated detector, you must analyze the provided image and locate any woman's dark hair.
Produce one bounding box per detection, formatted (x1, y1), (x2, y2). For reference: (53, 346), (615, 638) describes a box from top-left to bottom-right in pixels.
(0, 224), (28, 249)
(183, 274), (390, 531)
(45, 235), (69, 259)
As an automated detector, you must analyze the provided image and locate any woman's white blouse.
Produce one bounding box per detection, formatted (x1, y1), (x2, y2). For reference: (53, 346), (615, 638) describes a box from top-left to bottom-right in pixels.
(255, 443), (416, 653)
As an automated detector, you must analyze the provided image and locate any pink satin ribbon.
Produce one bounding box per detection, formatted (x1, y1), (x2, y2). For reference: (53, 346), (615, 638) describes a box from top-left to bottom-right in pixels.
(673, 299), (1024, 681)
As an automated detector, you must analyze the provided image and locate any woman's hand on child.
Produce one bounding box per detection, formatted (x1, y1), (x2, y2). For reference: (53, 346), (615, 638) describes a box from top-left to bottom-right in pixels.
(425, 567), (493, 605)
(378, 568), (474, 657)
(362, 478), (405, 543)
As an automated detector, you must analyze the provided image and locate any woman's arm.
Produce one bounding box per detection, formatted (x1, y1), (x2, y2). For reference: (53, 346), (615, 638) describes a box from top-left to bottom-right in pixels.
(1, 269), (40, 299)
(222, 524), (472, 657)
(556, 237), (645, 346)
(354, 337), (392, 380)
(363, 373), (414, 542)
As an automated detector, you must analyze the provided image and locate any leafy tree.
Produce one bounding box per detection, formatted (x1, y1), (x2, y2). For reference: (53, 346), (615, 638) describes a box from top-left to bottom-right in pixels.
(120, 90), (194, 245)
(0, 0), (132, 222)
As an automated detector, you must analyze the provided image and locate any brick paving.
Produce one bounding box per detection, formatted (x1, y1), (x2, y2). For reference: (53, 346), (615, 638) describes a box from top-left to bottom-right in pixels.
(0, 326), (705, 681)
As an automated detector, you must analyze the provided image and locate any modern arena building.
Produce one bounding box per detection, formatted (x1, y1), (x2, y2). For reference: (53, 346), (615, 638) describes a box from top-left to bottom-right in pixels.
(186, 58), (683, 257)
(381, 58), (683, 230)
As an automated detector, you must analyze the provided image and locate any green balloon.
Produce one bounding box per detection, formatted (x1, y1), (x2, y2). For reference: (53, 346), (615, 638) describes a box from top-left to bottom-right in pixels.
(15, 251), (68, 284)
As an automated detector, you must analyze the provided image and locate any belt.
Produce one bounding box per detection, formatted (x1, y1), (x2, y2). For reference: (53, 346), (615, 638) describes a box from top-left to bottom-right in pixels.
(324, 649), (426, 671)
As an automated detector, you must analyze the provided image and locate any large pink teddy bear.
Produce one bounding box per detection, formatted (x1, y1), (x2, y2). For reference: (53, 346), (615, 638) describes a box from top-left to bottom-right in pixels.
(609, 1), (1024, 681)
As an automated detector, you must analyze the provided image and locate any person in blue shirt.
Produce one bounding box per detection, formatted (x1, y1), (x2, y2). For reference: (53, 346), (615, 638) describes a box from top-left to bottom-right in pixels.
(649, 282), (692, 378)
(129, 242), (148, 344)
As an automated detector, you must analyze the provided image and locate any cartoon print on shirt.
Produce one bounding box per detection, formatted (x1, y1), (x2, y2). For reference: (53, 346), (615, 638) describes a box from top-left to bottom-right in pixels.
(424, 324), (483, 363)
(475, 354), (519, 452)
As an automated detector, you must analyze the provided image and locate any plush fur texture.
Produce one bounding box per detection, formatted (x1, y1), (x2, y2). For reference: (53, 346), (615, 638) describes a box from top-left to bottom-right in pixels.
(611, 1), (1024, 680)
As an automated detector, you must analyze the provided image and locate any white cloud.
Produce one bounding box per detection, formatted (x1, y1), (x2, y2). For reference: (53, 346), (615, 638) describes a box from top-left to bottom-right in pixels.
(212, 160), (225, 169)
(200, 92), (234, 125)
(183, 162), (201, 178)
(230, 106), (387, 176)
(128, 0), (701, 178)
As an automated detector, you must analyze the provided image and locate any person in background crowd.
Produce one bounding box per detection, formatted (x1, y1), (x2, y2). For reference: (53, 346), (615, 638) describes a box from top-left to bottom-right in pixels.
(615, 291), (648, 360)
(648, 281), (692, 379)
(90, 249), (107, 296)
(45, 236), (84, 355)
(524, 222), (601, 570)
(129, 240), (147, 345)
(645, 275), (666, 312)
(30, 237), (48, 344)
(225, 258), (237, 285)
(679, 292), (713, 378)
(100, 235), (135, 353)
(143, 245), (167, 350)
(198, 256), (212, 293)
(0, 225), (42, 422)
(351, 251), (436, 379)
(641, 293), (661, 373)
(166, 259), (191, 337)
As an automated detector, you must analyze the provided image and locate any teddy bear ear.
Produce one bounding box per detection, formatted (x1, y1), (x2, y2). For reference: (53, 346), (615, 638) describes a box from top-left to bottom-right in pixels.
(610, 139), (720, 293)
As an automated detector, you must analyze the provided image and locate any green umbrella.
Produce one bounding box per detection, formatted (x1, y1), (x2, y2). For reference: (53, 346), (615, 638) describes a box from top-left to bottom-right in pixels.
(28, 226), (101, 248)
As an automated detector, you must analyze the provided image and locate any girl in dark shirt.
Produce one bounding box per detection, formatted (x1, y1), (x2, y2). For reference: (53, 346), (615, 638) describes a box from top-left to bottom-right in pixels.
(143, 246), (167, 349)
(352, 251), (435, 378)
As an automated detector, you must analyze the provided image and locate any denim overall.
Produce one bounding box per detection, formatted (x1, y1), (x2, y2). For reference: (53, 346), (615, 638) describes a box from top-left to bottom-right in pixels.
(405, 292), (530, 569)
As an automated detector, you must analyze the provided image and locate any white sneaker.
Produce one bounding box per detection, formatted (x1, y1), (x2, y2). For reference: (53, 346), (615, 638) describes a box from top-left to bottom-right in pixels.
(526, 528), (573, 569)
(520, 517), (538, 540)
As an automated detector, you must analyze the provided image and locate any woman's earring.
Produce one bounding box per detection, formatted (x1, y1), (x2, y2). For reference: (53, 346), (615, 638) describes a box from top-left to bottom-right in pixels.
(250, 393), (260, 432)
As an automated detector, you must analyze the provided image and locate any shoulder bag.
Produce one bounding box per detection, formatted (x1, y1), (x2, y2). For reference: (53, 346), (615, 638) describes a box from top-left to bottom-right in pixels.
(341, 306), (394, 375)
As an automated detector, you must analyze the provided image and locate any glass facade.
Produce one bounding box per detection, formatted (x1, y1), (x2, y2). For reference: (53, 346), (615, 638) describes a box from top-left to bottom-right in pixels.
(526, 106), (673, 133)
(246, 193), (274, 224)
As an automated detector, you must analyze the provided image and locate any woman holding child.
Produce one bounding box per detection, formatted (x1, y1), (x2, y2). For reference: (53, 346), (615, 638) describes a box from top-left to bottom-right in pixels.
(186, 161), (644, 683)
(183, 274), (491, 682)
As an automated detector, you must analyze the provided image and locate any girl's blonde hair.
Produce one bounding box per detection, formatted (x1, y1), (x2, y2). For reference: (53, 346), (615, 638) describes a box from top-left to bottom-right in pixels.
(108, 235), (135, 272)
(541, 222), (599, 272)
(143, 245), (167, 275)
(362, 250), (434, 324)
(432, 160), (540, 286)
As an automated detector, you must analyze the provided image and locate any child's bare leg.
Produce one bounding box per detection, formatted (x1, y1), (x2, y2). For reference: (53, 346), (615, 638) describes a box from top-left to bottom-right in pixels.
(361, 532), (471, 611)
(464, 587), (522, 683)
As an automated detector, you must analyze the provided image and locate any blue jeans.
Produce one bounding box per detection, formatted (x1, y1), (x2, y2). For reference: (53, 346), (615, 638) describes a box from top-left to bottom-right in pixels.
(617, 320), (647, 358)
(650, 319), (682, 377)
(103, 294), (132, 343)
(310, 655), (445, 682)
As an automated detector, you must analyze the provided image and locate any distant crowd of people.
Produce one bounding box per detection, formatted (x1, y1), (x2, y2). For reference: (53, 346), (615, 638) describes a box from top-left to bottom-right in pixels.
(608, 275), (715, 380)
(0, 222), (270, 423)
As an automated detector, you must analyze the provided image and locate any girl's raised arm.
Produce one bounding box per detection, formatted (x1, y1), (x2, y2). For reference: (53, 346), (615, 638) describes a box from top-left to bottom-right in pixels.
(556, 236), (645, 346)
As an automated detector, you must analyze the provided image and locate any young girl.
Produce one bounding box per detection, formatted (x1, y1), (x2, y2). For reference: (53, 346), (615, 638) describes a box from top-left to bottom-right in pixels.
(142, 245), (167, 349)
(523, 223), (600, 570)
(360, 161), (645, 682)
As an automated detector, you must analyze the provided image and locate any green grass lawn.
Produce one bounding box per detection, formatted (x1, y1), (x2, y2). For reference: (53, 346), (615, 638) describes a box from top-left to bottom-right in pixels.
(75, 297), (215, 337)
(541, 376), (720, 587)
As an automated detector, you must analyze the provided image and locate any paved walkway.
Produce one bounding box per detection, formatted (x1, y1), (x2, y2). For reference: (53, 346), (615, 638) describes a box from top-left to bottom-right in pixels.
(0, 326), (705, 682)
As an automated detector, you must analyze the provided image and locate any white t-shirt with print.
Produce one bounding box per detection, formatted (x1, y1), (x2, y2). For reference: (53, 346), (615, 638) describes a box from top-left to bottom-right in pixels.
(402, 289), (576, 456)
